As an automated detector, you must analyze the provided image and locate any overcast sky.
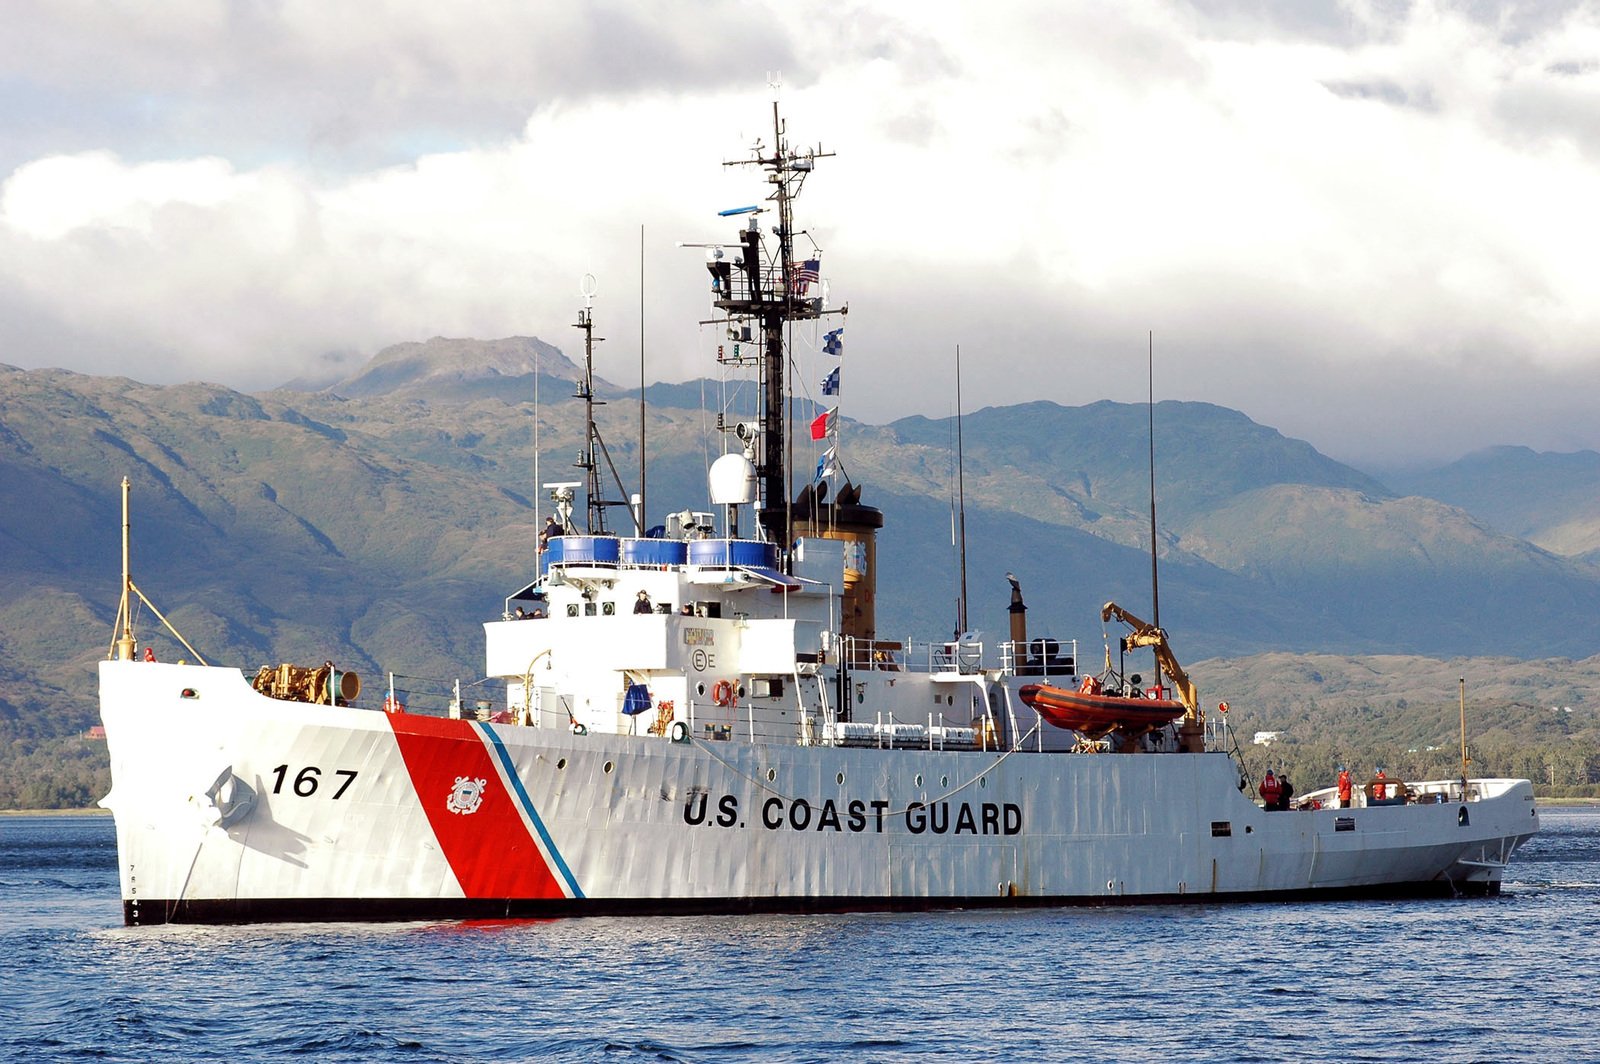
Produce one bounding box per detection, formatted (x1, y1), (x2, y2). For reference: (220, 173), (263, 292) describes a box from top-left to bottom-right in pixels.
(3, 0), (1598, 468)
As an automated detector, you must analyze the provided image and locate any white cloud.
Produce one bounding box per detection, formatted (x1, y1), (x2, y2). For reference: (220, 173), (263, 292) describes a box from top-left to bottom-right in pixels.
(2, 153), (242, 240)
(1, 0), (1600, 465)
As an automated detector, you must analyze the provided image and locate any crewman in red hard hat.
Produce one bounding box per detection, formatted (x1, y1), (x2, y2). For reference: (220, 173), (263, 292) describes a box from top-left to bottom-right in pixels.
(1337, 766), (1353, 808)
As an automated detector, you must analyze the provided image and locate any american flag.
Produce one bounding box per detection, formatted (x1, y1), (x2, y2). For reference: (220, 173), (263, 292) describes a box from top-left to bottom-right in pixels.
(790, 258), (820, 296)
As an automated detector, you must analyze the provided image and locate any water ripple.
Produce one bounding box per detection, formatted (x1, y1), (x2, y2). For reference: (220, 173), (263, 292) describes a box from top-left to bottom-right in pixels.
(4, 811), (1599, 1062)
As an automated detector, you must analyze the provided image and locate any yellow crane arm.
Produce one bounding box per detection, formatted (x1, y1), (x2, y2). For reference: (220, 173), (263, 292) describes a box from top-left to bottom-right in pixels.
(1099, 601), (1199, 719)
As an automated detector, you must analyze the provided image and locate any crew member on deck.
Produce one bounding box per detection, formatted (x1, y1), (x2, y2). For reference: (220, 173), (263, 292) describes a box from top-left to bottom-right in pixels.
(539, 516), (565, 551)
(1260, 770), (1281, 810)
(634, 590), (653, 614)
(1337, 765), (1353, 808)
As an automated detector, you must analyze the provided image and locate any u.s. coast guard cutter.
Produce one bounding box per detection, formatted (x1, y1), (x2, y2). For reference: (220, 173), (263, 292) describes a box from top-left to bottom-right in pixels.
(97, 105), (1539, 924)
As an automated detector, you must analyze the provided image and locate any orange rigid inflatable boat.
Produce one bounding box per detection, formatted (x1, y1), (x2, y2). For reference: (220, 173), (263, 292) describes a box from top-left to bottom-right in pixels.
(1019, 677), (1186, 738)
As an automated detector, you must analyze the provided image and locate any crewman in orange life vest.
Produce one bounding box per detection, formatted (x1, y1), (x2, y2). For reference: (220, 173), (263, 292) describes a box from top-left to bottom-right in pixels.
(1337, 766), (1353, 808)
(1260, 770), (1281, 809)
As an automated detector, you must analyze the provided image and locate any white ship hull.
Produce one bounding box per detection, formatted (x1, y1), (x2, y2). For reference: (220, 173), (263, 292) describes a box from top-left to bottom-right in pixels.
(99, 661), (1540, 925)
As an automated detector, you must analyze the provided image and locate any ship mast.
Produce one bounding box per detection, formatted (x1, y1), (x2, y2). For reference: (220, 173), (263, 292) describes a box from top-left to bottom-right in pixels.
(698, 102), (882, 639)
(114, 475), (135, 660)
(717, 101), (833, 547)
(1147, 330), (1160, 633)
(104, 477), (210, 665)
(573, 275), (639, 535)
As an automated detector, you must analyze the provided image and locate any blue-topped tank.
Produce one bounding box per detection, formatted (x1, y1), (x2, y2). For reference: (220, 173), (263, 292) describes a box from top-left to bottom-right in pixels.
(546, 535), (622, 567)
(621, 538), (688, 567)
(688, 538), (780, 569)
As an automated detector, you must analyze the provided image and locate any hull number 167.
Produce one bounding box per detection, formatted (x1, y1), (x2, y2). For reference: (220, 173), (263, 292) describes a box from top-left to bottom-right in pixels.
(270, 764), (358, 799)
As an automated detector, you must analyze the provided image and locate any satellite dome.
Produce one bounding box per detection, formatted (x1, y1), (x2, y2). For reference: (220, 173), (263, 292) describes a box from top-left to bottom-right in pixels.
(708, 452), (758, 505)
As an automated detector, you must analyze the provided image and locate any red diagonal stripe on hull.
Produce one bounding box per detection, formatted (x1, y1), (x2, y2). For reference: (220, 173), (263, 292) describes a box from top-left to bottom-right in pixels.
(386, 713), (565, 900)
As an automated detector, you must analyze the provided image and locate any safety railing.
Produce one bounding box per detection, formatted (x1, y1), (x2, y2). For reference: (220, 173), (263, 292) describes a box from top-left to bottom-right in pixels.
(998, 639), (1078, 678)
(842, 637), (985, 674)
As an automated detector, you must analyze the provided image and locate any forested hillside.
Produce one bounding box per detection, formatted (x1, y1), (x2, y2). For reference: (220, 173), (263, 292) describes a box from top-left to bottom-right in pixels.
(4, 338), (1600, 806)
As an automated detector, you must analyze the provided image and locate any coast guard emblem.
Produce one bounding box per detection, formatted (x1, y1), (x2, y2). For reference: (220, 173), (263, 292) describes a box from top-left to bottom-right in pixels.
(446, 776), (487, 815)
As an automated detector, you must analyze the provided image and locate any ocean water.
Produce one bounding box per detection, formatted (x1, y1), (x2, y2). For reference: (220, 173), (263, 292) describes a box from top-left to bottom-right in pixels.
(3, 810), (1597, 1063)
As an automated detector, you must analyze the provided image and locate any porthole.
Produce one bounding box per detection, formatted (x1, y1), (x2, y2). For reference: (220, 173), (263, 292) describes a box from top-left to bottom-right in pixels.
(737, 684), (746, 699)
(940, 775), (949, 788)
(603, 761), (614, 774)
(696, 682), (707, 697)
(766, 768), (777, 782)
(979, 777), (987, 789)
(556, 758), (568, 771)
(836, 771), (846, 785)
(914, 773), (924, 787)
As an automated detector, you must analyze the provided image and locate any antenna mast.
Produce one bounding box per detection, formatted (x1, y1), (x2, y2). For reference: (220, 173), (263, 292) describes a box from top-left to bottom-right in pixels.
(573, 275), (640, 535)
(693, 98), (883, 638)
(714, 100), (834, 547)
(639, 224), (647, 534)
(114, 476), (135, 660)
(575, 277), (606, 534)
(956, 344), (969, 634)
(1148, 330), (1160, 632)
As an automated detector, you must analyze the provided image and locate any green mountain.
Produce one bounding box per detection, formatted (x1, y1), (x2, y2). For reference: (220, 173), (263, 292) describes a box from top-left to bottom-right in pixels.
(856, 402), (1600, 658)
(6, 342), (1600, 753)
(889, 399), (1390, 526)
(1390, 445), (1600, 561)
(327, 335), (583, 402)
